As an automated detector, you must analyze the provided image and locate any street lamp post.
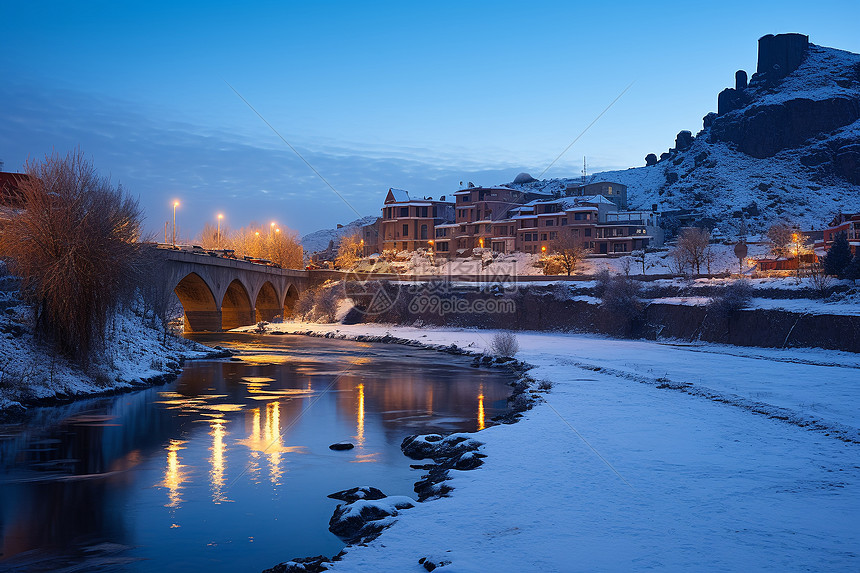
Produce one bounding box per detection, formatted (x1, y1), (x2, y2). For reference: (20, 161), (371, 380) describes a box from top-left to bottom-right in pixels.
(172, 201), (179, 247)
(217, 214), (223, 249)
(792, 233), (800, 277)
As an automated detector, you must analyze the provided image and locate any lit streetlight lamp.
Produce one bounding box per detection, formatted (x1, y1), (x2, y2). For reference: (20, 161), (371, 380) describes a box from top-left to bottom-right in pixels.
(217, 213), (224, 249)
(172, 201), (180, 247)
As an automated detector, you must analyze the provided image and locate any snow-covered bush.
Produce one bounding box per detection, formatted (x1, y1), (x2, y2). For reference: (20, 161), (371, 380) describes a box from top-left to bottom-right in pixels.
(293, 288), (316, 320)
(489, 331), (519, 358)
(707, 280), (753, 317)
(596, 271), (643, 319)
(312, 287), (341, 323)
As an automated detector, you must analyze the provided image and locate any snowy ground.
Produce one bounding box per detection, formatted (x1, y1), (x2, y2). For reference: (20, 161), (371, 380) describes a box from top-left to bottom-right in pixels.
(361, 242), (774, 279)
(255, 322), (860, 572)
(0, 299), (214, 415)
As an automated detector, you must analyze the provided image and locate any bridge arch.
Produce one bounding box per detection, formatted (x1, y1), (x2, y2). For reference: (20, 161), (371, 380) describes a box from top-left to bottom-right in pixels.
(221, 279), (255, 330)
(255, 281), (282, 322)
(174, 272), (220, 332)
(283, 284), (299, 318)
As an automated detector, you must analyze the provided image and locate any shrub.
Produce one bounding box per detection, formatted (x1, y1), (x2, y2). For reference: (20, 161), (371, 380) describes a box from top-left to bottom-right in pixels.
(809, 264), (833, 297)
(707, 280), (753, 318)
(0, 150), (143, 362)
(293, 288), (316, 320)
(597, 272), (643, 319)
(489, 331), (519, 358)
(537, 379), (554, 392)
(845, 254), (860, 284)
(312, 287), (341, 323)
(824, 233), (852, 277)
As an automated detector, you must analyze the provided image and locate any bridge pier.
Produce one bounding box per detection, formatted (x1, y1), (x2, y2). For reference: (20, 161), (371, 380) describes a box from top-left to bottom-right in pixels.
(184, 310), (223, 333)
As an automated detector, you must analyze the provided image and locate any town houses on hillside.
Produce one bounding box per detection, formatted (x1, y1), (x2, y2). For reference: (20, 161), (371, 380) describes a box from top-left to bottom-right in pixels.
(359, 179), (663, 258)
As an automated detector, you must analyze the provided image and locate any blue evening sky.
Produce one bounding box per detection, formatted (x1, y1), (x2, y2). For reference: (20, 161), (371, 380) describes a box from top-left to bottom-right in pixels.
(1, 0), (858, 237)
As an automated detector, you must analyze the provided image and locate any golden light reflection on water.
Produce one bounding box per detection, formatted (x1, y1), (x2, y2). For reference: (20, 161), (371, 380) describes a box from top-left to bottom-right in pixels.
(238, 402), (304, 487)
(356, 384), (365, 446)
(209, 419), (228, 503)
(477, 391), (485, 431)
(267, 402), (283, 486)
(161, 440), (187, 511)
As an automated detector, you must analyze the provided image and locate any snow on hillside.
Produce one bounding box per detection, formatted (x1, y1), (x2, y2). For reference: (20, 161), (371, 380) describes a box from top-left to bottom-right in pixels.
(300, 215), (377, 254)
(754, 44), (860, 105)
(0, 296), (214, 416)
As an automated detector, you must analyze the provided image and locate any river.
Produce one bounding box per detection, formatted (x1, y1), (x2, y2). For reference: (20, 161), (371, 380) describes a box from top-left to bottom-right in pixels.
(0, 333), (515, 572)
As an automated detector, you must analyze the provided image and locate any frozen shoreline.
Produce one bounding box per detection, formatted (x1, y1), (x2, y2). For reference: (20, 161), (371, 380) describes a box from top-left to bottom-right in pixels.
(254, 321), (860, 572)
(0, 307), (223, 420)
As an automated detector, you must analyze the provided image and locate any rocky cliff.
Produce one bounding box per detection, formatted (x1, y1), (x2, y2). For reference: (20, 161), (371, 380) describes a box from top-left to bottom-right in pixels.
(511, 34), (860, 234)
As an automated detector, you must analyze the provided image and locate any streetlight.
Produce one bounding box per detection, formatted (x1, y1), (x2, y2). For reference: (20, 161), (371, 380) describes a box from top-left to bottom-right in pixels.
(792, 232), (800, 277)
(217, 213), (224, 249)
(172, 201), (179, 247)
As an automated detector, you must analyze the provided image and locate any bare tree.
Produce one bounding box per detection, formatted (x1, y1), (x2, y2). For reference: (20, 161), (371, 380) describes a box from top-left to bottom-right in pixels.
(335, 232), (363, 270)
(0, 150), (144, 362)
(675, 227), (711, 275)
(766, 223), (795, 258)
(549, 232), (588, 276)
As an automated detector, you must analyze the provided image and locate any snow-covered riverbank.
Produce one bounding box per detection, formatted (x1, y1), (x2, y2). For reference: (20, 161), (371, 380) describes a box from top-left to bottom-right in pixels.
(257, 322), (860, 572)
(0, 305), (217, 418)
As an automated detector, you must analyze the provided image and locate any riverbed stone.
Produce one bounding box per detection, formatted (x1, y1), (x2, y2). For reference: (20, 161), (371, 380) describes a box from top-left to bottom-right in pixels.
(327, 486), (386, 503)
(328, 441), (354, 451)
(262, 555), (331, 573)
(328, 496), (415, 542)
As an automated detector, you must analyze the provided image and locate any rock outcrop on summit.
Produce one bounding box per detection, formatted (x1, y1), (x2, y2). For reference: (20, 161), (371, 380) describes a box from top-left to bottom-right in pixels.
(511, 34), (860, 233)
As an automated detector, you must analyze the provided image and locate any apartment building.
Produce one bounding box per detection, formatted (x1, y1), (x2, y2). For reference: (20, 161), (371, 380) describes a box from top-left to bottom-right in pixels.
(820, 212), (860, 255)
(381, 188), (454, 252)
(359, 217), (382, 257)
(510, 196), (655, 254)
(564, 181), (628, 210)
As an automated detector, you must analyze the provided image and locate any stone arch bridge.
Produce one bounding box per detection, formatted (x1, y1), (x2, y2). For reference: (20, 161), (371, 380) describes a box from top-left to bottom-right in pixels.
(152, 248), (312, 332)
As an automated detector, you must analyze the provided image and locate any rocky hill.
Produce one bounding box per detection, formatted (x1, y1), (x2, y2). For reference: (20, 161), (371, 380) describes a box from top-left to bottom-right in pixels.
(300, 215), (377, 254)
(511, 34), (860, 235)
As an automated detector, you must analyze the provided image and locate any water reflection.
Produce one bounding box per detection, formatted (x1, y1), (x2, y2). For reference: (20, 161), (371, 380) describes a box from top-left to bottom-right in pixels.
(356, 383), (365, 446)
(0, 334), (514, 572)
(162, 439), (187, 511)
(209, 419), (228, 503)
(478, 387), (486, 432)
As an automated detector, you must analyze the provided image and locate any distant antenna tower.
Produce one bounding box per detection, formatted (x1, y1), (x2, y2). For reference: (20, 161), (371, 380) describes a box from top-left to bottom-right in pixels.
(581, 156), (587, 185)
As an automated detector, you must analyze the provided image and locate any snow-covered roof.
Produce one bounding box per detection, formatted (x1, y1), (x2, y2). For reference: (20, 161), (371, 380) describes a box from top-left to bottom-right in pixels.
(577, 195), (617, 205)
(387, 188), (411, 203)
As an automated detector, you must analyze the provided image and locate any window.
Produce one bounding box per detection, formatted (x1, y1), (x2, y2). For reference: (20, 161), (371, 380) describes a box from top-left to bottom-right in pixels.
(436, 228), (448, 238)
(402, 224), (409, 236)
(546, 219), (554, 226)
(613, 243), (628, 253)
(420, 206), (428, 217)
(561, 217), (567, 226)
(549, 231), (558, 240)
(584, 228), (592, 237)
(574, 212), (584, 221)
(541, 233), (547, 241)
(485, 224), (491, 233)
(420, 224), (428, 240)
(438, 242), (449, 252)
(400, 207), (408, 217)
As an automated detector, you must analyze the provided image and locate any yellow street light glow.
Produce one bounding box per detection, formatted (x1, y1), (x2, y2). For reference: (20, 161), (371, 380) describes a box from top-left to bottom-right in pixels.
(541, 245), (547, 252)
(275, 228), (280, 233)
